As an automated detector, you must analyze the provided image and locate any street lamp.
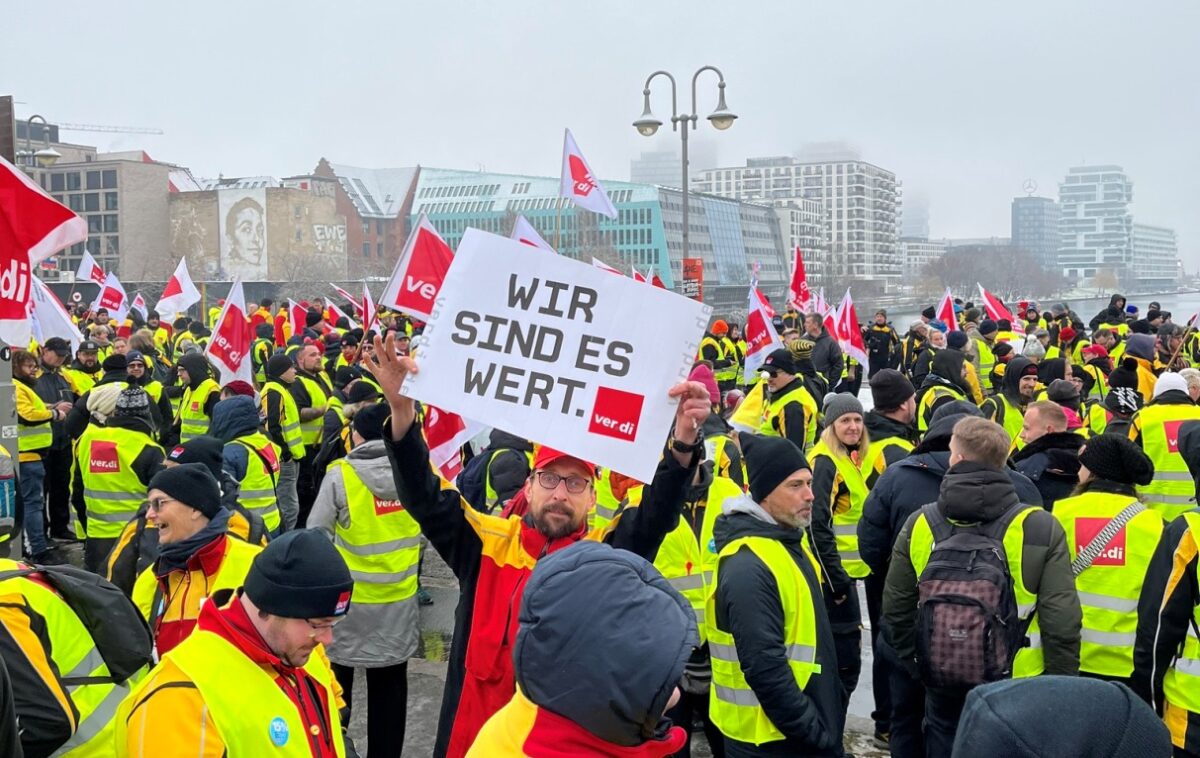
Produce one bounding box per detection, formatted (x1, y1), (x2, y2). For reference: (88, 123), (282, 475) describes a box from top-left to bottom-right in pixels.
(633, 66), (737, 264)
(23, 115), (60, 169)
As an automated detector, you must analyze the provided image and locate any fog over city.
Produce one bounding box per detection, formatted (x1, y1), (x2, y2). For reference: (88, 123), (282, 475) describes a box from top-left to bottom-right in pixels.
(4, 0), (1197, 264)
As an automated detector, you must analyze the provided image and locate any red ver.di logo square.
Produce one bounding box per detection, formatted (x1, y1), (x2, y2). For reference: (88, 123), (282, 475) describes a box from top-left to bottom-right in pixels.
(589, 386), (644, 442)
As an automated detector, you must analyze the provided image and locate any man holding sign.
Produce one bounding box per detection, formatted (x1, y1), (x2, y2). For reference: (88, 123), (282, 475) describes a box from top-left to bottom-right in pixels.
(370, 331), (711, 758)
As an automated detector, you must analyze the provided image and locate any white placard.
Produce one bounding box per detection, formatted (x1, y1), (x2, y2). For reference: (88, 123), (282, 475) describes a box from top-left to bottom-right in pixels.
(401, 228), (711, 483)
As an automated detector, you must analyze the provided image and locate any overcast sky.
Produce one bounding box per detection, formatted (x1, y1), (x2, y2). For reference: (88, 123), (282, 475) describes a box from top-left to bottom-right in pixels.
(5, 1), (1198, 266)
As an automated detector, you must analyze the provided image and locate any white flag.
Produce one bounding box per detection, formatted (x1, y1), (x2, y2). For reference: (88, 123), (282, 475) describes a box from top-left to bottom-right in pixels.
(76, 250), (106, 286)
(510, 215), (556, 252)
(30, 276), (84, 352)
(157, 258), (201, 316)
(92, 271), (129, 321)
(205, 278), (254, 387)
(560, 128), (617, 219)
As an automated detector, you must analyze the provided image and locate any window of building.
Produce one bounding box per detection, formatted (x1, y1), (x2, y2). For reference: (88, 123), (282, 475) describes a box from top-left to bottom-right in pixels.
(105, 192), (118, 211)
(101, 170), (116, 189)
(362, 242), (370, 257)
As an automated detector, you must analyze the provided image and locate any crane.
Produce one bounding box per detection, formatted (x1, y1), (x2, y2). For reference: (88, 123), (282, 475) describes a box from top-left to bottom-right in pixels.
(57, 122), (163, 135)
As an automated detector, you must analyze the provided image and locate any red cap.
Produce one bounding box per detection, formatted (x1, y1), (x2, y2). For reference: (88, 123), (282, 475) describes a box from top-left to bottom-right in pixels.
(1082, 344), (1109, 359)
(532, 445), (596, 479)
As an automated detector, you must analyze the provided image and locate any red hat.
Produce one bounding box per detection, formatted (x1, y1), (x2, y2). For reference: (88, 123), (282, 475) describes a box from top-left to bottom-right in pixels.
(1082, 344), (1109, 359)
(223, 380), (255, 398)
(532, 445), (596, 479)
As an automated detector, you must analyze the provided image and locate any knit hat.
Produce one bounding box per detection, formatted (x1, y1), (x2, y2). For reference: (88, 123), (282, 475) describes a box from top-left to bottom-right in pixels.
(927, 319), (948, 333)
(787, 338), (814, 362)
(346, 382), (381, 404)
(946, 331), (969, 350)
(1079, 435), (1154, 486)
(921, 306), (936, 320)
(823, 392), (863, 426)
(1154, 372), (1188, 399)
(1125, 334), (1156, 361)
(113, 387), (153, 423)
(244, 530), (354, 619)
(86, 383), (125, 422)
(869, 369), (915, 411)
(978, 319), (998, 336)
(1104, 386), (1142, 416)
(351, 402), (390, 442)
(1045, 378), (1079, 404)
(762, 349), (797, 375)
(101, 354), (127, 373)
(710, 319), (728, 336)
(149, 463), (222, 519)
(688, 364), (720, 405)
(741, 434), (810, 503)
(223, 380), (255, 398)
(304, 309), (323, 328)
(266, 354), (295, 380)
(166, 436), (225, 482)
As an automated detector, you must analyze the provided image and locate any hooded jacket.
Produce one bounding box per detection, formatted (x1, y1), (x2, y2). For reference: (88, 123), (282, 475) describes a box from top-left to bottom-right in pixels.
(808, 327), (844, 386)
(384, 418), (695, 758)
(309, 438), (419, 667)
(708, 496), (846, 756)
(468, 542), (694, 757)
(1009, 431), (1083, 511)
(1089, 293), (1127, 332)
(882, 461), (1081, 677)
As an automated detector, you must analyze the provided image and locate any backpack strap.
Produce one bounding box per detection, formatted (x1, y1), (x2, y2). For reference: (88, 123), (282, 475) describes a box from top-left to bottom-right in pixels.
(1072, 500), (1145, 576)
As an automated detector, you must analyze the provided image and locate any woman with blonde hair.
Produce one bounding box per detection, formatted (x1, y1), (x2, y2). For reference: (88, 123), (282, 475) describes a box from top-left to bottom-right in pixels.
(808, 392), (871, 725)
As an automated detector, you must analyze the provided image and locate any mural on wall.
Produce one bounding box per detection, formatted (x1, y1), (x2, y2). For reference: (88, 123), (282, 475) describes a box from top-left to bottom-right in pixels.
(218, 188), (268, 279)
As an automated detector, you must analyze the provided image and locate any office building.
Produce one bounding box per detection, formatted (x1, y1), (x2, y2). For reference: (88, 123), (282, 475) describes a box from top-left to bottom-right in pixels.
(1057, 165), (1133, 281)
(1011, 196), (1061, 269)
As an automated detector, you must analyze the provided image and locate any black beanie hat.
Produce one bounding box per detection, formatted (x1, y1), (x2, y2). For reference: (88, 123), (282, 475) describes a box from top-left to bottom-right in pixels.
(266, 354), (295, 380)
(352, 402), (389, 441)
(244, 530), (354, 619)
(952, 676), (1170, 757)
(149, 463), (222, 519)
(167, 436), (225, 482)
(741, 434), (810, 503)
(869, 369), (915, 411)
(1079, 435), (1154, 486)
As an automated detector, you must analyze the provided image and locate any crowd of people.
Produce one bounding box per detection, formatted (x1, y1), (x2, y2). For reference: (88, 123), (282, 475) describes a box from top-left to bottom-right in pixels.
(4, 290), (1200, 756)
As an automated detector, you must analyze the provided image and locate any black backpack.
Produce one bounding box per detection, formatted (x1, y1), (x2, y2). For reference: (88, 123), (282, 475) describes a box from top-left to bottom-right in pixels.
(0, 564), (153, 684)
(915, 502), (1029, 689)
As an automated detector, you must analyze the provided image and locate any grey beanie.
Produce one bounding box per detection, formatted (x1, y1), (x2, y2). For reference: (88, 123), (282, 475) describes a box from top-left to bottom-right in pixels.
(823, 392), (864, 425)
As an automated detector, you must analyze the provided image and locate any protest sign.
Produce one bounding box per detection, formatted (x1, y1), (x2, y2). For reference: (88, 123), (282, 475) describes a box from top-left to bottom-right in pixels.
(401, 228), (711, 483)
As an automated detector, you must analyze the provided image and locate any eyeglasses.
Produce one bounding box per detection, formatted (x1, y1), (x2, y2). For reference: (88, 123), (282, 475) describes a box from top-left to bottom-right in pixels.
(306, 618), (344, 637)
(147, 497), (178, 513)
(534, 471), (591, 494)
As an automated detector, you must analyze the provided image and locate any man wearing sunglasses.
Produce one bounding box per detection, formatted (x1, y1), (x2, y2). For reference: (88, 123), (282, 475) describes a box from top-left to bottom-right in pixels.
(370, 331), (711, 758)
(119, 529), (357, 757)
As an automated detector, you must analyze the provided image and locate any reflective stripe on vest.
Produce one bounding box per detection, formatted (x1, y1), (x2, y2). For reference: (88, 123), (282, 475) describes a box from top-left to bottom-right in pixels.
(706, 536), (822, 744)
(142, 629), (346, 757)
(77, 425), (163, 539)
(759, 385), (818, 450)
(231, 434), (282, 533)
(331, 458), (421, 604)
(179, 379), (219, 442)
(262, 382), (306, 459)
(1053, 491), (1163, 678)
(16, 382), (53, 453)
(810, 441), (871, 579)
(909, 506), (1045, 677)
(652, 477), (743, 643)
(1135, 403), (1200, 521)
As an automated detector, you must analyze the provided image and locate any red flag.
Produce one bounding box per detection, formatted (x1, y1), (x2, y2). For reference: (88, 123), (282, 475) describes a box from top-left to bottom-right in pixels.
(787, 247), (811, 311)
(650, 271), (667, 289)
(744, 287), (785, 376)
(330, 283), (365, 315)
(560, 129), (617, 219)
(936, 288), (958, 331)
(206, 278), (253, 387)
(380, 214), (454, 320)
(0, 155), (87, 345)
(157, 257), (201, 316)
(835, 291), (868, 364)
(76, 250), (106, 287)
(977, 284), (1025, 335)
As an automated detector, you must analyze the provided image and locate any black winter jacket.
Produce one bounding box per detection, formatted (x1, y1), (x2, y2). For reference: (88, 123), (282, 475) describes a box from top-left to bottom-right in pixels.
(711, 500), (846, 757)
